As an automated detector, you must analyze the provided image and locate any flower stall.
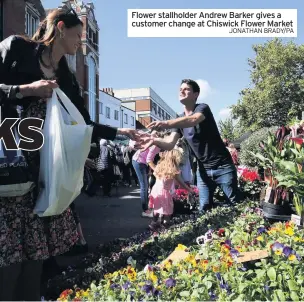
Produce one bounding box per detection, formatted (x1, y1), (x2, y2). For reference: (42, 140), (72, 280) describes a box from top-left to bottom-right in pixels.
(57, 204), (304, 301)
(45, 124), (304, 301)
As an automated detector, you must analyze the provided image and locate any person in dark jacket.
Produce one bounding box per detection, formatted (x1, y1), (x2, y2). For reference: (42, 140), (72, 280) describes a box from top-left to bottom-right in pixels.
(0, 8), (138, 301)
(96, 139), (113, 196)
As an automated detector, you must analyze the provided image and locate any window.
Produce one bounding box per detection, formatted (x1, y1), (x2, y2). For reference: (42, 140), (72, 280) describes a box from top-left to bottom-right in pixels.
(124, 113), (128, 124)
(88, 56), (97, 121)
(114, 110), (119, 120)
(25, 4), (39, 38)
(131, 116), (135, 126)
(106, 107), (110, 119)
(99, 102), (103, 114)
(152, 101), (156, 113)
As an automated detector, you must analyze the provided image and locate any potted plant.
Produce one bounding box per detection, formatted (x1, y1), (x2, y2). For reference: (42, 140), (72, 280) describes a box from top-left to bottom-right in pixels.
(250, 132), (294, 217)
(275, 138), (304, 226)
(238, 168), (264, 201)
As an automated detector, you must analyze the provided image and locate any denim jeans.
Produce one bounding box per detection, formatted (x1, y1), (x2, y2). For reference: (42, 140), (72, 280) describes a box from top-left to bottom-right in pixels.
(197, 163), (239, 211)
(132, 160), (148, 211)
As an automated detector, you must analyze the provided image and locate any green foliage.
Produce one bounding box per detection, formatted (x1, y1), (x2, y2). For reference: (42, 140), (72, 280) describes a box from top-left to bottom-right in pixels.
(218, 118), (243, 141)
(231, 38), (304, 131)
(239, 126), (277, 167)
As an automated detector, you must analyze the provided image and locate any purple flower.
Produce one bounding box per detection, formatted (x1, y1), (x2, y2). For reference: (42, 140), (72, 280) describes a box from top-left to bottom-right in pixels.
(209, 291), (217, 300)
(296, 254), (302, 261)
(215, 272), (222, 281)
(238, 266), (247, 272)
(152, 288), (162, 297)
(230, 249), (240, 258)
(257, 227), (266, 234)
(264, 285), (270, 291)
(271, 242), (284, 252)
(142, 284), (153, 294)
(165, 278), (176, 288)
(220, 281), (231, 294)
(283, 246), (293, 257)
(122, 282), (131, 290)
(110, 283), (120, 289)
(224, 239), (232, 246)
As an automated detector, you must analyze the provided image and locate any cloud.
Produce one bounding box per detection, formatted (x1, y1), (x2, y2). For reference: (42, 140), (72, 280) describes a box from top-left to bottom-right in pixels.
(218, 108), (232, 120)
(195, 79), (213, 100)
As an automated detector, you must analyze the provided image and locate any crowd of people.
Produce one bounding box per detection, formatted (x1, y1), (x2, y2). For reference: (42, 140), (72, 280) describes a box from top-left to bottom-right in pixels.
(83, 140), (139, 198)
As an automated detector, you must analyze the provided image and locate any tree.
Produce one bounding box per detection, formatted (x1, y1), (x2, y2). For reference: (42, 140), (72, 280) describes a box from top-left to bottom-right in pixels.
(218, 117), (242, 141)
(231, 39), (304, 131)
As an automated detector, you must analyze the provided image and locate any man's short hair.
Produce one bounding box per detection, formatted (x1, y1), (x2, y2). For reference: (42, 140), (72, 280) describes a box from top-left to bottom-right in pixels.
(181, 79), (200, 94)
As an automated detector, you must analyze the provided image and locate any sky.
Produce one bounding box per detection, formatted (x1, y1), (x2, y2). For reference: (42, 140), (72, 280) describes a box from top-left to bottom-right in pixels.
(41, 0), (304, 122)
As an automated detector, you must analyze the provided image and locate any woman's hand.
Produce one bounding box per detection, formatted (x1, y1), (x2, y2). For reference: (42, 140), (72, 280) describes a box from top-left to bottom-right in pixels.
(20, 80), (59, 98)
(85, 158), (95, 169)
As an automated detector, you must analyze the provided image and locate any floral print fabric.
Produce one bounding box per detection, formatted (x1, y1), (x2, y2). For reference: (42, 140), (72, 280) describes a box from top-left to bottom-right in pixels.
(0, 99), (78, 268)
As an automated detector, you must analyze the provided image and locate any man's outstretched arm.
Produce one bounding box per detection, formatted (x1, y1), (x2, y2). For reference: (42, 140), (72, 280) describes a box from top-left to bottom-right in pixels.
(147, 112), (205, 130)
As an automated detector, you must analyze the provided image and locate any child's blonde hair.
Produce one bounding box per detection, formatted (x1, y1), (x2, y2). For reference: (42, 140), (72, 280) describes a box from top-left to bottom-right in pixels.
(154, 149), (183, 179)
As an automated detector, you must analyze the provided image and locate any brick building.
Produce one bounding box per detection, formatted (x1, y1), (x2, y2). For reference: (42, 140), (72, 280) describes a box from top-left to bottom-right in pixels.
(0, 0), (100, 122)
(0, 0), (45, 40)
(57, 0), (100, 122)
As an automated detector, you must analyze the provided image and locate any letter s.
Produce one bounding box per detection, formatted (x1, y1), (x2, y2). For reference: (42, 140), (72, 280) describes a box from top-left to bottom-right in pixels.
(18, 118), (44, 151)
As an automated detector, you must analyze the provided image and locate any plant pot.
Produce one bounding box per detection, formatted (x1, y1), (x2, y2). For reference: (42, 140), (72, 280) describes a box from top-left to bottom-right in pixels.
(262, 201), (292, 221)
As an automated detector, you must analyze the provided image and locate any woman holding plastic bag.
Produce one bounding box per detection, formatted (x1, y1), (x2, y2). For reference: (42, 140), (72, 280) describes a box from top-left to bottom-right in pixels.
(0, 8), (138, 301)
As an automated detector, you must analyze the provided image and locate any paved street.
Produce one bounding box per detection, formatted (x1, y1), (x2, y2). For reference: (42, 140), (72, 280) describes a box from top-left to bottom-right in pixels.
(42, 186), (150, 296)
(67, 185), (149, 251)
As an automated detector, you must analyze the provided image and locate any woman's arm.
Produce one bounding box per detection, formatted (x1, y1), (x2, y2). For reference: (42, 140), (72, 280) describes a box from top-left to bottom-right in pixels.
(0, 36), (20, 105)
(0, 36), (59, 107)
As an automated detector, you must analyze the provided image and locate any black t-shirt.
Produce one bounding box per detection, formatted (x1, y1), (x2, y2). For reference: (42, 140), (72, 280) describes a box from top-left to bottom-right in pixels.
(172, 103), (233, 169)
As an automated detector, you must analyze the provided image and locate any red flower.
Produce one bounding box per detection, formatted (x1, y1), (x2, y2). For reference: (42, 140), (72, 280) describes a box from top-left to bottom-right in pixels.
(290, 137), (304, 147)
(218, 228), (225, 237)
(240, 168), (260, 182)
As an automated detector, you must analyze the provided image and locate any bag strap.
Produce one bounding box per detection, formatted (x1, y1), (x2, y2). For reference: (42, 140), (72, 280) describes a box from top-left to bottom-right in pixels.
(53, 88), (86, 125)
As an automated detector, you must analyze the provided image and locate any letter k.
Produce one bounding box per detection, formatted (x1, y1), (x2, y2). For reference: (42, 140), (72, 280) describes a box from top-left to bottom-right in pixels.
(0, 107), (19, 150)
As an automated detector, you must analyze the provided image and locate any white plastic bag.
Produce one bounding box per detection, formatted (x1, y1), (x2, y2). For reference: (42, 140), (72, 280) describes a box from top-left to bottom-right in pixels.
(34, 88), (93, 216)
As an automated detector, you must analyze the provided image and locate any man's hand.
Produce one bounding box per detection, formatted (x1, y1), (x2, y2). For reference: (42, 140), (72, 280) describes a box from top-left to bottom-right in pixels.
(147, 120), (169, 131)
(118, 128), (141, 141)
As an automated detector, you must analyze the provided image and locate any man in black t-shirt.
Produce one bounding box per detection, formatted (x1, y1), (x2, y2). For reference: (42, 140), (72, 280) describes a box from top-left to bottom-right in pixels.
(139, 79), (239, 212)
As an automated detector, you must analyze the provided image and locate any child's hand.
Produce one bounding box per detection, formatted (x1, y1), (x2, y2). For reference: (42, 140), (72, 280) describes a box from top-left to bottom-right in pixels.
(188, 187), (195, 194)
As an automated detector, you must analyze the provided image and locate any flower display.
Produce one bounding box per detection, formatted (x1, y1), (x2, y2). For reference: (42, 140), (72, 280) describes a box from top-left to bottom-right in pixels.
(237, 168), (265, 201)
(173, 186), (199, 213)
(240, 168), (260, 182)
(58, 204), (304, 301)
